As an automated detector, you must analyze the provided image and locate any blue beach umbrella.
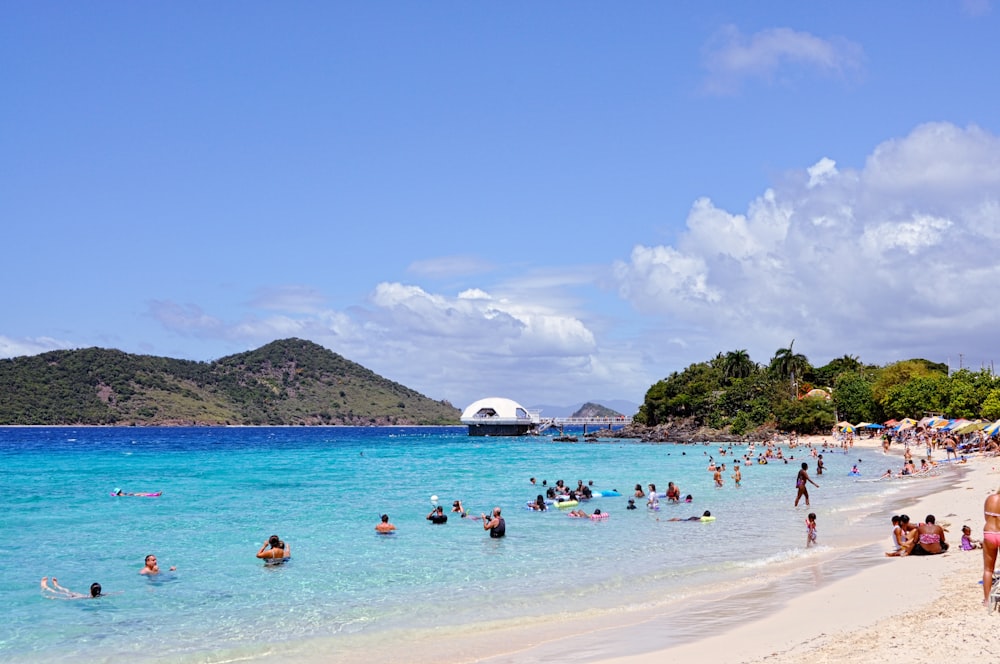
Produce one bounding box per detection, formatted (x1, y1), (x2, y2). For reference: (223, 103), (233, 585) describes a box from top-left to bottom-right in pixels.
(985, 420), (1000, 436)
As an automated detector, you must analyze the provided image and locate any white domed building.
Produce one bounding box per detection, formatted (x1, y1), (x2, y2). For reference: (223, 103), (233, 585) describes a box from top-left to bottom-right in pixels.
(460, 397), (541, 436)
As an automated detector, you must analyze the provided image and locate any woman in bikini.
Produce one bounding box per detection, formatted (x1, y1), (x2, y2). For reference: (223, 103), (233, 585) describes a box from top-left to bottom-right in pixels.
(982, 489), (1000, 606)
(256, 535), (290, 562)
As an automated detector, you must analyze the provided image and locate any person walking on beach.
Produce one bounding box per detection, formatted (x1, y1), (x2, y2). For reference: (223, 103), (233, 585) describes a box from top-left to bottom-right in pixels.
(794, 462), (818, 507)
(482, 507), (506, 538)
(982, 489), (1000, 606)
(805, 513), (817, 547)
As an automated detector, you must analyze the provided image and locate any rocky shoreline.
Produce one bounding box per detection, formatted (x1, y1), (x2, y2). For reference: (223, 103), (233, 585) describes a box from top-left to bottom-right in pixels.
(592, 420), (777, 444)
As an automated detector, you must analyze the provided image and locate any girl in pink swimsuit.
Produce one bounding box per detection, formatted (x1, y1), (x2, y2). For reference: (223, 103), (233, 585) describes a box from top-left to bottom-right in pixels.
(983, 491), (1000, 606)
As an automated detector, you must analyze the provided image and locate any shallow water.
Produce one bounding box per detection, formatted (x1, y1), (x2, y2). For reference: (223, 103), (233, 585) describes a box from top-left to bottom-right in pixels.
(0, 427), (946, 661)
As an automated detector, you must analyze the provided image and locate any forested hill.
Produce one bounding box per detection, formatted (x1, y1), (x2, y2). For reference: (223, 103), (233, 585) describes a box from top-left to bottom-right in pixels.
(0, 338), (461, 426)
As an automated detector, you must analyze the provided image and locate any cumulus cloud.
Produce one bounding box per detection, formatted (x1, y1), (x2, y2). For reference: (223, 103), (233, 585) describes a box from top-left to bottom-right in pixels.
(613, 122), (1000, 368)
(703, 25), (863, 94)
(146, 278), (627, 407)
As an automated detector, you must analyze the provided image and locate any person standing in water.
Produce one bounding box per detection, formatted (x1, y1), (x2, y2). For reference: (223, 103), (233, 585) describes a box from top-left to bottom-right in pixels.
(794, 462), (819, 507)
(482, 507), (506, 538)
(805, 513), (817, 547)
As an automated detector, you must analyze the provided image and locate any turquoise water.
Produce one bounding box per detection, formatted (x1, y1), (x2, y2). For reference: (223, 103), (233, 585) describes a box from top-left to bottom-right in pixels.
(0, 427), (927, 661)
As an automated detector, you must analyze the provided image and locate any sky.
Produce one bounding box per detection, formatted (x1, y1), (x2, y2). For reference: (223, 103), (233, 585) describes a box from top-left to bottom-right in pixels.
(2, 2), (999, 411)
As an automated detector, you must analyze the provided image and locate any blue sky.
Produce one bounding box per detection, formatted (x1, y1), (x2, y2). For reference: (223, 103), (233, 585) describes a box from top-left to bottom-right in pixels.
(3, 2), (999, 410)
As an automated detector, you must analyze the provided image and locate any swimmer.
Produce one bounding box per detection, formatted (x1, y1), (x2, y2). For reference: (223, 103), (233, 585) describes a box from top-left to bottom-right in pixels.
(668, 510), (712, 522)
(140, 554), (175, 575)
(626, 498), (637, 510)
(568, 509), (590, 518)
(732, 466), (742, 487)
(40, 576), (103, 599)
(257, 535), (290, 561)
(375, 514), (396, 533)
(452, 500), (467, 516)
(530, 495), (547, 511)
(665, 482), (680, 502)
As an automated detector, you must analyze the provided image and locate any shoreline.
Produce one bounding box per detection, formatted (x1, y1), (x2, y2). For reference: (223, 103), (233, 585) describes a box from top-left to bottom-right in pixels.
(232, 435), (993, 664)
(600, 436), (1000, 663)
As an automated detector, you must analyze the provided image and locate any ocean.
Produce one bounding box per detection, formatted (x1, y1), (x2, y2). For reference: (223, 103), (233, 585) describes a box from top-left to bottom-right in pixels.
(0, 426), (952, 662)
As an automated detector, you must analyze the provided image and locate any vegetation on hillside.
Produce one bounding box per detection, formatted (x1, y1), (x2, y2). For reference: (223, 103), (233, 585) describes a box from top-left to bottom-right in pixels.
(0, 339), (460, 426)
(636, 342), (1000, 435)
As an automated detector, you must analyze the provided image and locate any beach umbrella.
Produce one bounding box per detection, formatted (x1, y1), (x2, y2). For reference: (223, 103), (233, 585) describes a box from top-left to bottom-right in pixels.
(952, 421), (985, 436)
(932, 419), (952, 429)
(856, 422), (872, 429)
(883, 419), (899, 427)
(839, 423), (856, 433)
(944, 419), (972, 432)
(984, 420), (1000, 436)
(864, 423), (885, 429)
(896, 418), (917, 430)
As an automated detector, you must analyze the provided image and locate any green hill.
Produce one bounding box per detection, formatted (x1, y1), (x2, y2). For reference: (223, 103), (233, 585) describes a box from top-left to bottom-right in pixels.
(0, 338), (460, 426)
(570, 402), (623, 418)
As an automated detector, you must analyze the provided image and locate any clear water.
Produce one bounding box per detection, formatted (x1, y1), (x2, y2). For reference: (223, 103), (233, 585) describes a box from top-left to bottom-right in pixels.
(0, 427), (936, 661)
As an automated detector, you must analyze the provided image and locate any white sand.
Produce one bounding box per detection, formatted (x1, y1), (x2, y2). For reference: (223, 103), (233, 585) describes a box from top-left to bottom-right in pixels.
(598, 437), (1000, 664)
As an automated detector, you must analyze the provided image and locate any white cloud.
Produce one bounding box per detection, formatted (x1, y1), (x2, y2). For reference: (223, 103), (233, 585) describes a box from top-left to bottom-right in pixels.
(0, 335), (75, 358)
(407, 255), (495, 278)
(703, 25), (863, 94)
(613, 122), (1000, 368)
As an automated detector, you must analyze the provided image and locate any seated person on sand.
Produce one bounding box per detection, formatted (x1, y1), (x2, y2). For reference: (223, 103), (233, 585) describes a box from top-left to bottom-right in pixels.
(961, 525), (982, 550)
(901, 514), (948, 556)
(885, 515), (904, 557)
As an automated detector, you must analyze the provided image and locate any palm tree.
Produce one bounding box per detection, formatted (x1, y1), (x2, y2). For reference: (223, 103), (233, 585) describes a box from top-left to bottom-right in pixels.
(721, 349), (756, 381)
(770, 339), (810, 398)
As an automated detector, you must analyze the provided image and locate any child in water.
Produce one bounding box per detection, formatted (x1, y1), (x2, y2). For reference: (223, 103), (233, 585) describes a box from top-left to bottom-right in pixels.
(806, 513), (818, 547)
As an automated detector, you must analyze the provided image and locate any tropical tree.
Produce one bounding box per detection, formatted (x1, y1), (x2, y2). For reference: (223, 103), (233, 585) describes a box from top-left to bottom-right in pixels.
(769, 339), (811, 398)
(720, 349), (756, 382)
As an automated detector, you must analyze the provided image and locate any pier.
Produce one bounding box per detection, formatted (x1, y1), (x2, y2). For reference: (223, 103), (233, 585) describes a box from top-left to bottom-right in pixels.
(537, 415), (633, 435)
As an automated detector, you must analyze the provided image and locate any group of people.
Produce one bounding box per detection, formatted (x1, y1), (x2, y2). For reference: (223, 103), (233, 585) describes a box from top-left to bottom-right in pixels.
(376, 505), (506, 538)
(885, 514), (949, 556)
(41, 552), (180, 600)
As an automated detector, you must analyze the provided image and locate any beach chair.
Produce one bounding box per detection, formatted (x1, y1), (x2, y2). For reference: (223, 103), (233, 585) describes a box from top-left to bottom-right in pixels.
(990, 573), (1000, 614)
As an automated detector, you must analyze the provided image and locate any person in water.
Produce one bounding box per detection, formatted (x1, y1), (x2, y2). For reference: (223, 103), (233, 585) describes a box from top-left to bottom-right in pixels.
(530, 495), (547, 511)
(40, 577), (103, 599)
(794, 462), (819, 507)
(376, 514), (396, 533)
(452, 500), (466, 516)
(426, 506), (448, 524)
(665, 482), (680, 502)
(256, 535), (290, 561)
(806, 513), (818, 547)
(626, 498), (637, 510)
(482, 507), (506, 538)
(667, 510), (712, 522)
(140, 554), (175, 575)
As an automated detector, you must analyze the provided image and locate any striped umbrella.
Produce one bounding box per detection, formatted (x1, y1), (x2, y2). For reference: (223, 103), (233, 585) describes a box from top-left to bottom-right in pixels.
(985, 420), (1000, 436)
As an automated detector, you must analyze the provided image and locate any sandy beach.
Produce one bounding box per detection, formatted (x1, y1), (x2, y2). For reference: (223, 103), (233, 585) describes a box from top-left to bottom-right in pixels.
(593, 435), (1000, 664)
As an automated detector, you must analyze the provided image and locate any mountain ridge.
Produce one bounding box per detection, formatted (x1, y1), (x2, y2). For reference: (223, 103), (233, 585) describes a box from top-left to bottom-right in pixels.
(0, 338), (460, 426)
